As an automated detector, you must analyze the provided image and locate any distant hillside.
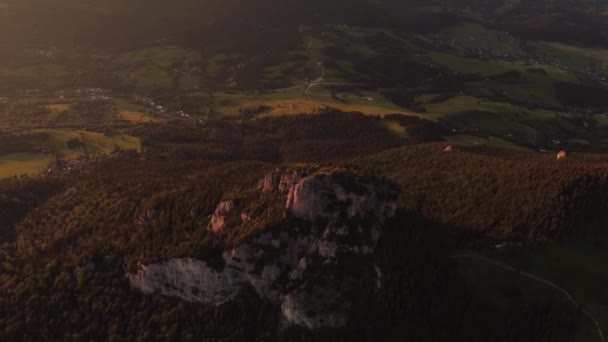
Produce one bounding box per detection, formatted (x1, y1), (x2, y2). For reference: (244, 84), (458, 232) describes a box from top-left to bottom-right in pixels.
(351, 143), (608, 240)
(5, 0), (603, 49)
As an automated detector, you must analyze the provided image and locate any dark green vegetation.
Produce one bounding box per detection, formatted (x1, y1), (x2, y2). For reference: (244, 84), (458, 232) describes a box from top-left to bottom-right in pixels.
(351, 143), (608, 240)
(1, 109), (607, 340)
(2, 0), (608, 340)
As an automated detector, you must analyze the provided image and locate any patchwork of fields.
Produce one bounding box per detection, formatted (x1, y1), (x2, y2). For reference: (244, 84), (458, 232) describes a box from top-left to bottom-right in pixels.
(2, 13), (608, 166)
(0, 126), (141, 179)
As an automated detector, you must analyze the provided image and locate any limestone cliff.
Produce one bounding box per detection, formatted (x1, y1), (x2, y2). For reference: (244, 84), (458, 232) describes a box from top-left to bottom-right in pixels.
(127, 169), (398, 330)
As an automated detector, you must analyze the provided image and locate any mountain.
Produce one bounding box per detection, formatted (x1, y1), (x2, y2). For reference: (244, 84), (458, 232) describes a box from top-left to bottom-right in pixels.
(1, 112), (607, 340)
(1, 1), (608, 340)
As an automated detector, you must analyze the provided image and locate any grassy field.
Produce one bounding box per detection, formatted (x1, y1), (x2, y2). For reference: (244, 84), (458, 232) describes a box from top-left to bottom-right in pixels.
(496, 242), (608, 341)
(45, 103), (72, 112)
(430, 52), (573, 109)
(117, 111), (163, 123)
(39, 129), (141, 157)
(538, 42), (608, 73)
(431, 51), (576, 79)
(1, 64), (70, 88)
(0, 129), (141, 179)
(430, 52), (514, 76)
(0, 94), (148, 179)
(494, 0), (521, 15)
(418, 94), (554, 119)
(2, 64), (67, 78)
(435, 23), (521, 53)
(593, 114), (608, 128)
(0, 153), (50, 179)
(379, 119), (408, 138)
(114, 45), (202, 90)
(112, 98), (149, 112)
(457, 239), (608, 341)
(411, 93), (587, 148)
(207, 88), (413, 117)
(418, 95), (523, 120)
(446, 134), (528, 149)
(241, 98), (410, 116)
(457, 251), (603, 341)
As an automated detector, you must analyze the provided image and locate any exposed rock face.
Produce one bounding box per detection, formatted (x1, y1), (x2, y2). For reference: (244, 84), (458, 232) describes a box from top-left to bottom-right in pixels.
(128, 169), (398, 330)
(279, 170), (309, 192)
(258, 172), (280, 192)
(207, 200), (237, 233)
(557, 150), (568, 160)
(127, 259), (244, 304)
(286, 172), (397, 222)
(281, 276), (352, 329)
(258, 169), (311, 193)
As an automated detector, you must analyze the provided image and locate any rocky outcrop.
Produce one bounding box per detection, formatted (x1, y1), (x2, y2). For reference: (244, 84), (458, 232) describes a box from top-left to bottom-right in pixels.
(207, 200), (237, 233)
(127, 259), (244, 304)
(286, 172), (397, 222)
(128, 169), (398, 330)
(258, 169), (311, 193)
(135, 208), (157, 226)
(258, 171), (280, 192)
(281, 276), (353, 329)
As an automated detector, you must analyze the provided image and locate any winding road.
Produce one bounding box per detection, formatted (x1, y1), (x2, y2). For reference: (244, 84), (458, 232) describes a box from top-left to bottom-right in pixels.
(272, 46), (364, 96)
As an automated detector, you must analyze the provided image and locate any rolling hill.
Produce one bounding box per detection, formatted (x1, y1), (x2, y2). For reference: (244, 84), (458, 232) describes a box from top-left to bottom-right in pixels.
(2, 1), (608, 340)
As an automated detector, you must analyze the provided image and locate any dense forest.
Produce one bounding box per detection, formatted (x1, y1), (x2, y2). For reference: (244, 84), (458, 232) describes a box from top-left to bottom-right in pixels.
(0, 111), (605, 340)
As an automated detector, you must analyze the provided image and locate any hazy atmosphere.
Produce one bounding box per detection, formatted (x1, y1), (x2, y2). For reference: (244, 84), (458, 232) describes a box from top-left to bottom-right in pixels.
(1, 1), (608, 341)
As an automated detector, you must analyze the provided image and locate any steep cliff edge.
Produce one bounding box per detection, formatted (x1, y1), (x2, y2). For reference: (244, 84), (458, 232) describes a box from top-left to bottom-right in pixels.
(127, 169), (398, 329)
